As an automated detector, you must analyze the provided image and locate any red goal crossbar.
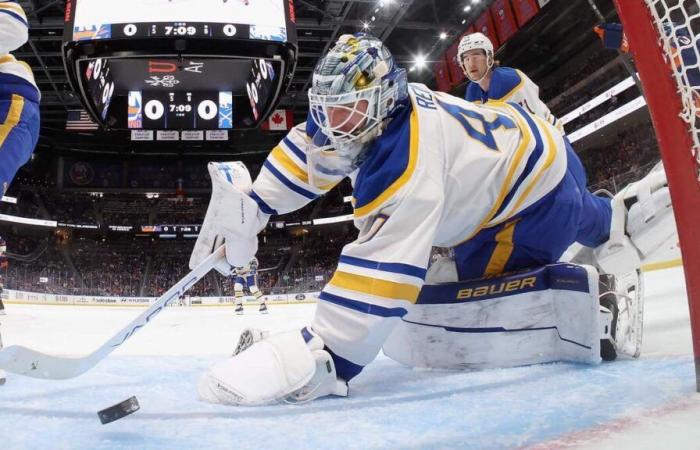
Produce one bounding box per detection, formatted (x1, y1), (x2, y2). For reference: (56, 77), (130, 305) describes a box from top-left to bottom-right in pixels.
(613, 0), (700, 391)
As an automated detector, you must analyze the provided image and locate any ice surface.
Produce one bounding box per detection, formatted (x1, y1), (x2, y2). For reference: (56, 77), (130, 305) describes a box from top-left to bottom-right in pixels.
(0, 267), (698, 450)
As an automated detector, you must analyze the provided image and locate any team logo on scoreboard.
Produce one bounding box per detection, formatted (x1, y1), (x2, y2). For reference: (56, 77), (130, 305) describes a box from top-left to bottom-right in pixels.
(219, 92), (233, 129)
(249, 25), (287, 42)
(128, 92), (143, 129)
(73, 24), (112, 41)
(145, 75), (180, 88)
(148, 60), (205, 74)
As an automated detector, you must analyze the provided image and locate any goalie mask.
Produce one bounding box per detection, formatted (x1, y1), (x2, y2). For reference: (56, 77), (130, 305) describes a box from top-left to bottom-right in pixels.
(306, 33), (407, 186)
(458, 32), (495, 83)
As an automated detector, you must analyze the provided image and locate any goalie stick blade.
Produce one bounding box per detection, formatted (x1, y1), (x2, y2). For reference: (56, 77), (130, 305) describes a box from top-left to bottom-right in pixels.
(98, 396), (140, 424)
(0, 345), (93, 379)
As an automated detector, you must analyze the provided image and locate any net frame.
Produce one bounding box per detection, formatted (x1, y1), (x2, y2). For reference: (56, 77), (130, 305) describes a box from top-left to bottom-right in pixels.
(613, 0), (700, 391)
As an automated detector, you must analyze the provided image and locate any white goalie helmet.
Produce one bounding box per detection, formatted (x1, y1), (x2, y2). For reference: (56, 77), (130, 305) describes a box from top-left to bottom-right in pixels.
(457, 32), (495, 81)
(306, 33), (408, 187)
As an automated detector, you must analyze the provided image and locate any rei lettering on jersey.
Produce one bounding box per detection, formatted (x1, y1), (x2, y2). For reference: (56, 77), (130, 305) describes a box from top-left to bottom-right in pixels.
(411, 85), (436, 110)
(456, 276), (537, 300)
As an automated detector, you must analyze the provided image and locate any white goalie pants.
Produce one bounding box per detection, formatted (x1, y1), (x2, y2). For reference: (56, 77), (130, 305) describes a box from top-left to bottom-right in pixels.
(382, 263), (602, 369)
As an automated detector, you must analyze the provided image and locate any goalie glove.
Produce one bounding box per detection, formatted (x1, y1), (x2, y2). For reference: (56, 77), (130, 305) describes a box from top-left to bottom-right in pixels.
(189, 162), (269, 274)
(198, 327), (348, 406)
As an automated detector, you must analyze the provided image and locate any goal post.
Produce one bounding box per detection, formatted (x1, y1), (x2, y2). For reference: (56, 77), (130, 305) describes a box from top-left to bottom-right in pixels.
(613, 0), (700, 391)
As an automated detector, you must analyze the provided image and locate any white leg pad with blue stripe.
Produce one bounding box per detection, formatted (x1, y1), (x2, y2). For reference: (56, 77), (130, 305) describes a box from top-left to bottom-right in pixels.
(383, 263), (602, 369)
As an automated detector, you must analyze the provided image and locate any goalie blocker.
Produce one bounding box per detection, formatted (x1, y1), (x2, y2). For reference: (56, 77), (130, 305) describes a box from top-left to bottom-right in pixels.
(383, 262), (642, 369)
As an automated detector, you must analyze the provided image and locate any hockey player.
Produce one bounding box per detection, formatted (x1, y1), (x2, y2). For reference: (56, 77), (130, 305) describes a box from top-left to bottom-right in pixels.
(190, 33), (673, 406)
(458, 32), (563, 135)
(231, 257), (267, 314)
(0, 1), (40, 195)
(0, 281), (5, 315)
(0, 238), (6, 315)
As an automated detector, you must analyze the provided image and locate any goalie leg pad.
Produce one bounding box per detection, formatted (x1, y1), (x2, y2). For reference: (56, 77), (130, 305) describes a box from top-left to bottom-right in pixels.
(198, 329), (320, 406)
(383, 263), (603, 369)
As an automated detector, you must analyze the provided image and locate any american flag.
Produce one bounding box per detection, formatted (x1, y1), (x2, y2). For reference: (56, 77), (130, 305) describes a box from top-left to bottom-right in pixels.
(65, 110), (100, 131)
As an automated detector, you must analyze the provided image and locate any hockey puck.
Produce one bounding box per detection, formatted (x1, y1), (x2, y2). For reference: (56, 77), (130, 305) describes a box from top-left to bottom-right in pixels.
(97, 396), (140, 424)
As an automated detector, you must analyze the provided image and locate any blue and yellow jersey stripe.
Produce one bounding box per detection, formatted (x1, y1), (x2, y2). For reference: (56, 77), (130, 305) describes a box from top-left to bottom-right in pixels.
(251, 125), (340, 215)
(319, 255), (426, 318)
(449, 101), (564, 245)
(0, 1), (28, 27)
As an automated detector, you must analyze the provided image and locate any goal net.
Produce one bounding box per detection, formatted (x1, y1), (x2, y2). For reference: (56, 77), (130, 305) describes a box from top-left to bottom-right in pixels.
(613, 0), (700, 391)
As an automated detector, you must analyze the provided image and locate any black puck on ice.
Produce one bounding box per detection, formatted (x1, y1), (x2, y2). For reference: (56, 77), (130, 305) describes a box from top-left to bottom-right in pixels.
(97, 396), (140, 424)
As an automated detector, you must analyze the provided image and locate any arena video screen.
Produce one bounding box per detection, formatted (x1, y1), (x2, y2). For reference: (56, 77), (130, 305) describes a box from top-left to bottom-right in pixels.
(70, 0), (289, 42)
(79, 56), (280, 130)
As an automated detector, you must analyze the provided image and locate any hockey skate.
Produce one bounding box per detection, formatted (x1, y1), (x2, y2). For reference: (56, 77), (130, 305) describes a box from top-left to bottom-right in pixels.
(598, 270), (644, 360)
(259, 302), (268, 314)
(234, 304), (244, 315)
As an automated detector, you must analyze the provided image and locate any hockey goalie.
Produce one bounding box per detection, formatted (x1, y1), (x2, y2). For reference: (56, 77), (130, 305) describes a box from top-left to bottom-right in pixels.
(189, 33), (676, 406)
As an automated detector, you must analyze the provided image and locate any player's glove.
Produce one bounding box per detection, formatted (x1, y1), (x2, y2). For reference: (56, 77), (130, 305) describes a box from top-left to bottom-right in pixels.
(189, 162), (268, 274)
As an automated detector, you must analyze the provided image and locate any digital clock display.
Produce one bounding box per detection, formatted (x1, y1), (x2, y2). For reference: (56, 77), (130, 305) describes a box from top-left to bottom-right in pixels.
(70, 0), (289, 42)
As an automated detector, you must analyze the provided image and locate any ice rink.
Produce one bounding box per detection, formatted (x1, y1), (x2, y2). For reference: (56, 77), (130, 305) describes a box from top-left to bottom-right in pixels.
(1, 266), (699, 450)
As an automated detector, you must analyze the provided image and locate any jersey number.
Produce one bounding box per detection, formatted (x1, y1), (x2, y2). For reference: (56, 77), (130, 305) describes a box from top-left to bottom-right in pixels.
(437, 99), (517, 152)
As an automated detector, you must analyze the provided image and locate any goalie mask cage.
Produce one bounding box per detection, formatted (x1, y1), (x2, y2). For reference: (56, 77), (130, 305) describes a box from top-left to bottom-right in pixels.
(613, 0), (700, 391)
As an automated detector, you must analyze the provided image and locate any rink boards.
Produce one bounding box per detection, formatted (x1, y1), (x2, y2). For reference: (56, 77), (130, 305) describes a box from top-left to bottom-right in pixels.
(2, 289), (320, 307)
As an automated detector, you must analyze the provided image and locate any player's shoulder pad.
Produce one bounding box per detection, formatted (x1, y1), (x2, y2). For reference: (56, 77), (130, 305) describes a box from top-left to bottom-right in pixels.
(488, 67), (525, 101)
(465, 81), (487, 103)
(352, 103), (414, 217)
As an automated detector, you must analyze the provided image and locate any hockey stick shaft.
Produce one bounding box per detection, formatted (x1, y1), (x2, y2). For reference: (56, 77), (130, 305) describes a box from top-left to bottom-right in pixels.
(0, 246), (229, 380)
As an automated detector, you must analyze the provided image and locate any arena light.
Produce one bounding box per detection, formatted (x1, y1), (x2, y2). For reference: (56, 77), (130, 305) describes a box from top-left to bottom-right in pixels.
(1, 196), (17, 204)
(414, 54), (427, 69)
(362, 22), (370, 30)
(439, 32), (448, 40)
(464, 5), (472, 12)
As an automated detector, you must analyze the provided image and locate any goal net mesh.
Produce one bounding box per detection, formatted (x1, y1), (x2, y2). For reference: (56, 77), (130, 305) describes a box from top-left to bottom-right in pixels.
(645, 0), (700, 180)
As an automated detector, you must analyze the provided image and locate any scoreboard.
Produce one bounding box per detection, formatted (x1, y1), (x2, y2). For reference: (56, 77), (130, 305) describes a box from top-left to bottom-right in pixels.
(62, 0), (297, 131)
(70, 0), (290, 43)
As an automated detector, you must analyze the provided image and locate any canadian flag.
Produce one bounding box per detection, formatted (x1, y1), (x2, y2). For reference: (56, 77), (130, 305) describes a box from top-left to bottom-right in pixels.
(262, 109), (294, 131)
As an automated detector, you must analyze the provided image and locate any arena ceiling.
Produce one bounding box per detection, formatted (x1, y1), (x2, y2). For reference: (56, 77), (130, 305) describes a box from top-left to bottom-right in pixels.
(17, 0), (617, 157)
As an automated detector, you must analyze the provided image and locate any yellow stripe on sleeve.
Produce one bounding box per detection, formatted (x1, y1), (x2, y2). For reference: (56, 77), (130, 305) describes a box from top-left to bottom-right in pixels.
(353, 109), (420, 219)
(329, 270), (421, 303)
(0, 2), (26, 17)
(270, 145), (336, 191)
(0, 94), (24, 147)
(270, 145), (310, 184)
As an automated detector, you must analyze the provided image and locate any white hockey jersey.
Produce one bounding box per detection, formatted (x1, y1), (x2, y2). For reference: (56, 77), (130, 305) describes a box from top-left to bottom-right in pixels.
(235, 257), (259, 277)
(0, 1), (37, 90)
(250, 83), (568, 373)
(465, 67), (563, 135)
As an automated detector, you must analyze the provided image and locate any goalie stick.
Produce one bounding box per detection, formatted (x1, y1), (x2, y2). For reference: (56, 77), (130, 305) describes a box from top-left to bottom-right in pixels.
(0, 246), (230, 380)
